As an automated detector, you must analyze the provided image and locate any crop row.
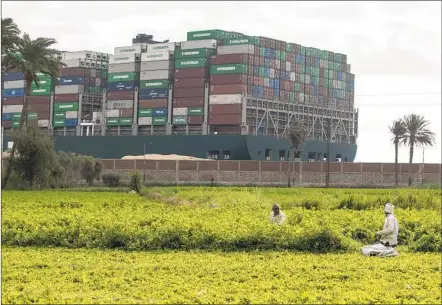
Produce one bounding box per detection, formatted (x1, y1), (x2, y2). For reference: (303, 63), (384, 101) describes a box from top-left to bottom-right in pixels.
(2, 247), (440, 304)
(2, 190), (440, 252)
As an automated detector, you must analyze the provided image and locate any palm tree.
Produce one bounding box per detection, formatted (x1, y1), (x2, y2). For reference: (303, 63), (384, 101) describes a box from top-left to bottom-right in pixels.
(1, 18), (21, 69)
(285, 120), (308, 187)
(389, 119), (406, 187)
(2, 33), (65, 190)
(402, 114), (436, 186)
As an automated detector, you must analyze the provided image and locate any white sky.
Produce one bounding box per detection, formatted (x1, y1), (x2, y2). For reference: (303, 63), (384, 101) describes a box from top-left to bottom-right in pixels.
(3, 1), (441, 163)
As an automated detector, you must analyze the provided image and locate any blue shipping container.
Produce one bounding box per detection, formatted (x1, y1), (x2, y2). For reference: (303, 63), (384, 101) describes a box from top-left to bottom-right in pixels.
(152, 108), (168, 117)
(254, 66), (259, 76)
(65, 119), (78, 127)
(139, 88), (168, 99)
(3, 72), (24, 82)
(58, 76), (84, 86)
(2, 88), (25, 97)
(2, 113), (12, 121)
(107, 81), (136, 92)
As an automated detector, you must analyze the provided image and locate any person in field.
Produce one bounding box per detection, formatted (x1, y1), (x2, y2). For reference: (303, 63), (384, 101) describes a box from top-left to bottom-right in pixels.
(270, 204), (286, 225)
(361, 203), (400, 257)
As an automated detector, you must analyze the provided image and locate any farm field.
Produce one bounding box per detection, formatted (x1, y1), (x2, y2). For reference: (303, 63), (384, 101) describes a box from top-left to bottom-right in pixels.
(2, 187), (441, 304)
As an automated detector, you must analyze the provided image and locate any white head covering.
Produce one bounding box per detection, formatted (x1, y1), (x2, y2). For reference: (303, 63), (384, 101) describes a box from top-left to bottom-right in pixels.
(384, 203), (394, 214)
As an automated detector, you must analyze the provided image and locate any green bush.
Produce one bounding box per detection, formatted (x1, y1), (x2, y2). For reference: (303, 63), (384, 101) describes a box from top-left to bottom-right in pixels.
(129, 171), (142, 193)
(102, 173), (120, 187)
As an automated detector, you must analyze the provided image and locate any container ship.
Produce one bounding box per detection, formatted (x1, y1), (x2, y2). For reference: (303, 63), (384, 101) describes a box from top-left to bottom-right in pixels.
(2, 31), (358, 162)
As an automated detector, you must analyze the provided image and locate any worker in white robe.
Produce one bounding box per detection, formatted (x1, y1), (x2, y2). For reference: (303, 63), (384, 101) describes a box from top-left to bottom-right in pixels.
(270, 204), (286, 225)
(362, 203), (400, 257)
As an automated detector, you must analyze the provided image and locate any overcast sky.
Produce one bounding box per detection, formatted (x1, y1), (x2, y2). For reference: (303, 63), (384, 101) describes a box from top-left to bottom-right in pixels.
(3, 1), (441, 163)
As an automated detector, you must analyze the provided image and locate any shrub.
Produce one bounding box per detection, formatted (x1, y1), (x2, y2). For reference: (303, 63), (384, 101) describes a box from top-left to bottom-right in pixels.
(130, 171), (142, 193)
(102, 173), (120, 187)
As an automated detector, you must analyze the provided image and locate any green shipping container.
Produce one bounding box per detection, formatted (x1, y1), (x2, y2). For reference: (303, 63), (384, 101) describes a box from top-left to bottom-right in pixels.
(30, 87), (51, 96)
(53, 119), (65, 127)
(222, 37), (259, 46)
(106, 118), (119, 126)
(210, 64), (248, 75)
(31, 79), (52, 89)
(187, 29), (226, 41)
(119, 118), (133, 126)
(138, 108), (153, 117)
(175, 48), (215, 59)
(54, 112), (65, 119)
(140, 80), (169, 89)
(187, 107), (204, 116)
(175, 58), (208, 69)
(28, 112), (38, 120)
(108, 72), (137, 82)
(172, 116), (187, 125)
(11, 121), (20, 128)
(12, 113), (21, 120)
(54, 102), (79, 112)
(152, 117), (167, 126)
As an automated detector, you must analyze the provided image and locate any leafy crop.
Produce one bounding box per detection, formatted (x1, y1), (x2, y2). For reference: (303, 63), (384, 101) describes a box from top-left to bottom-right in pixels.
(2, 247), (440, 304)
(2, 188), (440, 252)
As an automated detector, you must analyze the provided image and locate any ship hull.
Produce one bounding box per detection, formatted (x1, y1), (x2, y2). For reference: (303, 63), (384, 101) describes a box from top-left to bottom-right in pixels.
(3, 135), (357, 161)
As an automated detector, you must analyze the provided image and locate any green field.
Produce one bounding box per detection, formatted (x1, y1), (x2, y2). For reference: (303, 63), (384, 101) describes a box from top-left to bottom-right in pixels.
(2, 188), (441, 304)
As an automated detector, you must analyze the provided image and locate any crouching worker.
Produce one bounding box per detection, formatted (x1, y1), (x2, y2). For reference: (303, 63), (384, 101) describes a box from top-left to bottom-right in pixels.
(362, 203), (400, 257)
(270, 204), (286, 225)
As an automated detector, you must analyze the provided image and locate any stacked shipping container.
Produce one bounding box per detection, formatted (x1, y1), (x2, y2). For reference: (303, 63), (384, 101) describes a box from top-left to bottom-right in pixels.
(2, 72), (25, 129)
(55, 51), (109, 133)
(106, 46), (142, 134)
(137, 42), (177, 134)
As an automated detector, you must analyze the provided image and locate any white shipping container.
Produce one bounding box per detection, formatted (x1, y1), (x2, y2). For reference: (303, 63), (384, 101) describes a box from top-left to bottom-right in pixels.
(3, 80), (26, 89)
(114, 45), (143, 55)
(37, 120), (49, 127)
(138, 117), (153, 126)
(209, 94), (243, 105)
(106, 100), (134, 110)
(92, 112), (102, 123)
(62, 51), (93, 60)
(181, 39), (217, 50)
(3, 105), (23, 113)
(269, 69), (275, 78)
(140, 70), (170, 81)
(290, 72), (296, 82)
(95, 78), (101, 87)
(108, 63), (140, 73)
(146, 42), (177, 53)
(65, 111), (78, 119)
(172, 107), (188, 116)
(55, 85), (83, 94)
(217, 44), (255, 55)
(141, 51), (170, 62)
(109, 54), (140, 65)
(140, 60), (172, 71)
(285, 62), (291, 72)
(106, 110), (120, 118)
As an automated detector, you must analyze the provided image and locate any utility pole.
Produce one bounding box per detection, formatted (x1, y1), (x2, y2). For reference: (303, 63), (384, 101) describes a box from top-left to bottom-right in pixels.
(325, 88), (330, 188)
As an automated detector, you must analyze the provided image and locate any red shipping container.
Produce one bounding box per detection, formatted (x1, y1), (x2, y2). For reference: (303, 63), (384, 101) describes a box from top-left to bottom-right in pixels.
(210, 74), (248, 85)
(173, 97), (204, 107)
(120, 109), (134, 117)
(108, 91), (134, 101)
(174, 68), (207, 79)
(174, 77), (205, 88)
(139, 99), (168, 108)
(2, 121), (12, 128)
(27, 96), (51, 103)
(188, 116), (204, 125)
(210, 54), (248, 65)
(36, 112), (50, 120)
(209, 104), (241, 115)
(210, 84), (247, 95)
(213, 126), (241, 134)
(55, 94), (80, 101)
(59, 67), (85, 77)
(2, 97), (23, 105)
(209, 114), (241, 125)
(29, 104), (50, 112)
(174, 87), (204, 98)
